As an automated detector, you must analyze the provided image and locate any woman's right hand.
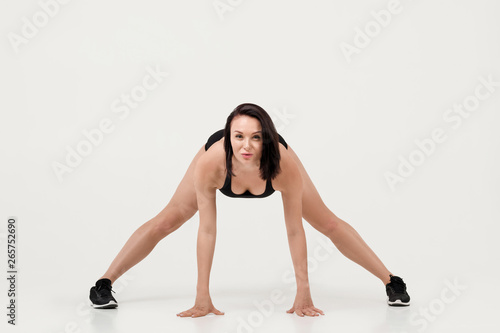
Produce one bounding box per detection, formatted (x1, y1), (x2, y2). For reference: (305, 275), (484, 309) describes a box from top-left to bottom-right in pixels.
(176, 295), (224, 318)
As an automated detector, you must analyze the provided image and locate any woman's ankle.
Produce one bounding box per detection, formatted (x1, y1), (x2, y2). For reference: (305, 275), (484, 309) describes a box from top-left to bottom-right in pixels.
(98, 276), (115, 285)
(382, 273), (392, 285)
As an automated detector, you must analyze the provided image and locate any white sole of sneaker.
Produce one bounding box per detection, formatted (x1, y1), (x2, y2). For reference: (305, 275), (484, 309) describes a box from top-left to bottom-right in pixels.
(387, 297), (410, 306)
(91, 301), (118, 309)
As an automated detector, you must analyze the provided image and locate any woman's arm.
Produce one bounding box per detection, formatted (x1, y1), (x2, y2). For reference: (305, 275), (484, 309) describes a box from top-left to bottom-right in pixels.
(177, 154), (224, 318)
(279, 152), (324, 317)
(194, 162), (218, 298)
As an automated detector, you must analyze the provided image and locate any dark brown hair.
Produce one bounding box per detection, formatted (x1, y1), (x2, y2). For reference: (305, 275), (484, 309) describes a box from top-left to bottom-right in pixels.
(224, 103), (282, 180)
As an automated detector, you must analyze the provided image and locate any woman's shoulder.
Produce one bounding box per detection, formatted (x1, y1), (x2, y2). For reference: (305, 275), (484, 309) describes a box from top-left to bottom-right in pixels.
(195, 139), (226, 188)
(272, 145), (301, 192)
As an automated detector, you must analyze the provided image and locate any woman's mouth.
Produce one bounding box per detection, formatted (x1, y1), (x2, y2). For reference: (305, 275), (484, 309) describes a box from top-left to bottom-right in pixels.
(242, 153), (253, 159)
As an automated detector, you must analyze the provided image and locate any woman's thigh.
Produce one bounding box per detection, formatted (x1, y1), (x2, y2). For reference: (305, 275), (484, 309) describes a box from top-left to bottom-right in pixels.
(286, 145), (338, 234)
(155, 144), (206, 223)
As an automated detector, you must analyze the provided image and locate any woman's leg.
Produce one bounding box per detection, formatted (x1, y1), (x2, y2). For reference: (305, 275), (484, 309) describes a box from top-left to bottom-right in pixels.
(100, 145), (206, 284)
(286, 145), (392, 285)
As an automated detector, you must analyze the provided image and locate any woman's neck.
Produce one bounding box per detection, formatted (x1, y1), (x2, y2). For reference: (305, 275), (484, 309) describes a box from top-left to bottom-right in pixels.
(231, 155), (260, 176)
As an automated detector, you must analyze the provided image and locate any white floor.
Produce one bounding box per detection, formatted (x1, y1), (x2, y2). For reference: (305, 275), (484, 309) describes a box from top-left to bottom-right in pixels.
(4, 281), (497, 333)
(2, 190), (500, 333)
(3, 233), (499, 333)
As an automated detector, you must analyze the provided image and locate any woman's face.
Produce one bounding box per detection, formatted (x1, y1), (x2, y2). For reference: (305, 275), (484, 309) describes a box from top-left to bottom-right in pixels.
(230, 115), (263, 166)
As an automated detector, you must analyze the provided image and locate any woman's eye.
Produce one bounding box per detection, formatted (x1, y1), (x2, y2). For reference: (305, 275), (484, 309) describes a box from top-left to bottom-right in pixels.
(234, 134), (260, 139)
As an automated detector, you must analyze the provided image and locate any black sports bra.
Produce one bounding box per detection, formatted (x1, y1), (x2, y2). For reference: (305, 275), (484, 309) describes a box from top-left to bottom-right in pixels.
(204, 129), (289, 199)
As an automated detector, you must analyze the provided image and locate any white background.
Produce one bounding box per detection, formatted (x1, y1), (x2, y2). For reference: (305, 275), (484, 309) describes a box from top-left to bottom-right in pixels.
(1, 0), (499, 332)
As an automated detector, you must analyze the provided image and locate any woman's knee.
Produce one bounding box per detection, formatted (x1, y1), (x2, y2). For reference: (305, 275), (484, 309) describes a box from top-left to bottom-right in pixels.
(321, 215), (343, 237)
(150, 206), (190, 238)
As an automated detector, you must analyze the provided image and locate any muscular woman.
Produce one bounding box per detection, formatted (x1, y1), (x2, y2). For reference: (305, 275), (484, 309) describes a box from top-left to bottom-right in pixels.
(89, 103), (410, 317)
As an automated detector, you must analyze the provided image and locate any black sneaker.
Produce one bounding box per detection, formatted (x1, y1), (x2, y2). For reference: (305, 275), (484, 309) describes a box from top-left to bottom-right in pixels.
(386, 274), (410, 306)
(89, 278), (118, 309)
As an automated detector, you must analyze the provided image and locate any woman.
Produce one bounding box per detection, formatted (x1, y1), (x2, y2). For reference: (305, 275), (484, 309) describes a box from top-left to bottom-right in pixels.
(89, 103), (410, 317)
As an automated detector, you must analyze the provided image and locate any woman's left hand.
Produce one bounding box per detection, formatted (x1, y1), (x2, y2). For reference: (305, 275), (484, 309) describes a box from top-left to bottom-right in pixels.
(287, 291), (324, 317)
